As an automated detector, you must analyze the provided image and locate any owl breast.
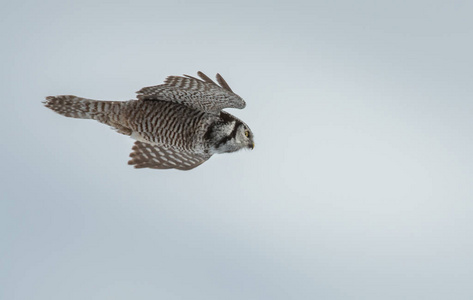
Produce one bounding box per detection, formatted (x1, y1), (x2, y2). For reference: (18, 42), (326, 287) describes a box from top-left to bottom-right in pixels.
(120, 100), (217, 152)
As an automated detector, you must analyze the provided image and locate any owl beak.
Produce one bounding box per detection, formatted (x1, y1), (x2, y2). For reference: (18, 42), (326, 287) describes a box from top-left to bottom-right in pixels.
(249, 142), (254, 150)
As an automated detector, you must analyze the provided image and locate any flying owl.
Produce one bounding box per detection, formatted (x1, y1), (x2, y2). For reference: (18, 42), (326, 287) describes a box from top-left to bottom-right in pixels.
(44, 71), (254, 170)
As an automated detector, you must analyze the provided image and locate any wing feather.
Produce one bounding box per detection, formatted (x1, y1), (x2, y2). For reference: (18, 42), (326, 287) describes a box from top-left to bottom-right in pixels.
(196, 71), (218, 85)
(136, 72), (245, 114)
(128, 141), (211, 170)
(216, 73), (233, 92)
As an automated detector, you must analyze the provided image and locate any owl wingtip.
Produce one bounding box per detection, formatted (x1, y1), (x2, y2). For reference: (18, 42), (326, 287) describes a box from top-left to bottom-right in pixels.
(43, 96), (54, 105)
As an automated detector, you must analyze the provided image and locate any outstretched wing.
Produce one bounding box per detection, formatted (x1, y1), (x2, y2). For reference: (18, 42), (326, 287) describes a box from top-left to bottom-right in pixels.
(136, 71), (245, 115)
(128, 141), (212, 170)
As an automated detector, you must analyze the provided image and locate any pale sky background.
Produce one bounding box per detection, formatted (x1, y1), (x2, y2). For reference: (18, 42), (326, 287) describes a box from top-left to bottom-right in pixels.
(1, 0), (473, 299)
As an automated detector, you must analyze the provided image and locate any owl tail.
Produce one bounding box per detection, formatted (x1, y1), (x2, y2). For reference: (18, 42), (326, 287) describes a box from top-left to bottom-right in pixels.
(43, 95), (121, 120)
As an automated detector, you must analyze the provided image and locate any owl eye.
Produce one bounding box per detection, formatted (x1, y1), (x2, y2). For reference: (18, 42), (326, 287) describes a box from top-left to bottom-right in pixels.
(244, 130), (249, 137)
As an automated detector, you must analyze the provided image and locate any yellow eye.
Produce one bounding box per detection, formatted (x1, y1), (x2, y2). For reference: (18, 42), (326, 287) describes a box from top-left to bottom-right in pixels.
(244, 130), (249, 137)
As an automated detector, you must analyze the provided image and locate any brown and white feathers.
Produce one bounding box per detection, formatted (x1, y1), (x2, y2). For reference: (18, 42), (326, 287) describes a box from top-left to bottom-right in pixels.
(44, 72), (254, 170)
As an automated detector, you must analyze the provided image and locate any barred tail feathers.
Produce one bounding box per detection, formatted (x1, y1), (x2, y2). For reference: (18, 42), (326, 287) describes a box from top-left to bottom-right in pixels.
(44, 95), (120, 120)
(44, 95), (133, 135)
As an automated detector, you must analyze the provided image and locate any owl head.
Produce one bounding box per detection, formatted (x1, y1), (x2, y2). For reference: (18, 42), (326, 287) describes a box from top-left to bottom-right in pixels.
(208, 112), (254, 154)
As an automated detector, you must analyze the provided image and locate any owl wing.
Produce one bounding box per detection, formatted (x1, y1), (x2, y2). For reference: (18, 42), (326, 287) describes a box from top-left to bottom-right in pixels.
(136, 71), (246, 115)
(128, 141), (212, 170)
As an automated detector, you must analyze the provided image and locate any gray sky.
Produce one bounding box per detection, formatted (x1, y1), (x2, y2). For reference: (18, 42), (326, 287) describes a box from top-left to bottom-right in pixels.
(2, 0), (473, 299)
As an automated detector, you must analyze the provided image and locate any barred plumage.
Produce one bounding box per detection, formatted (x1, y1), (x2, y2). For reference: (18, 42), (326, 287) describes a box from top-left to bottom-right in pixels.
(43, 72), (254, 170)
(129, 141), (211, 170)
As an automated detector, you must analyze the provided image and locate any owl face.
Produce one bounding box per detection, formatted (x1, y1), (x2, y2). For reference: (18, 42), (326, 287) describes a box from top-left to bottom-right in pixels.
(208, 117), (254, 154)
(235, 123), (255, 150)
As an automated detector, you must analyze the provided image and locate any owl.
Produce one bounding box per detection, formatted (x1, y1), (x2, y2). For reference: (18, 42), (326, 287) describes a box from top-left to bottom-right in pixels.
(44, 72), (254, 170)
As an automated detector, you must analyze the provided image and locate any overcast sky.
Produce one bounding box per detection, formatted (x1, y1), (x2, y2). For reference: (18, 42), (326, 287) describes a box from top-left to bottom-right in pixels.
(2, 1), (473, 299)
